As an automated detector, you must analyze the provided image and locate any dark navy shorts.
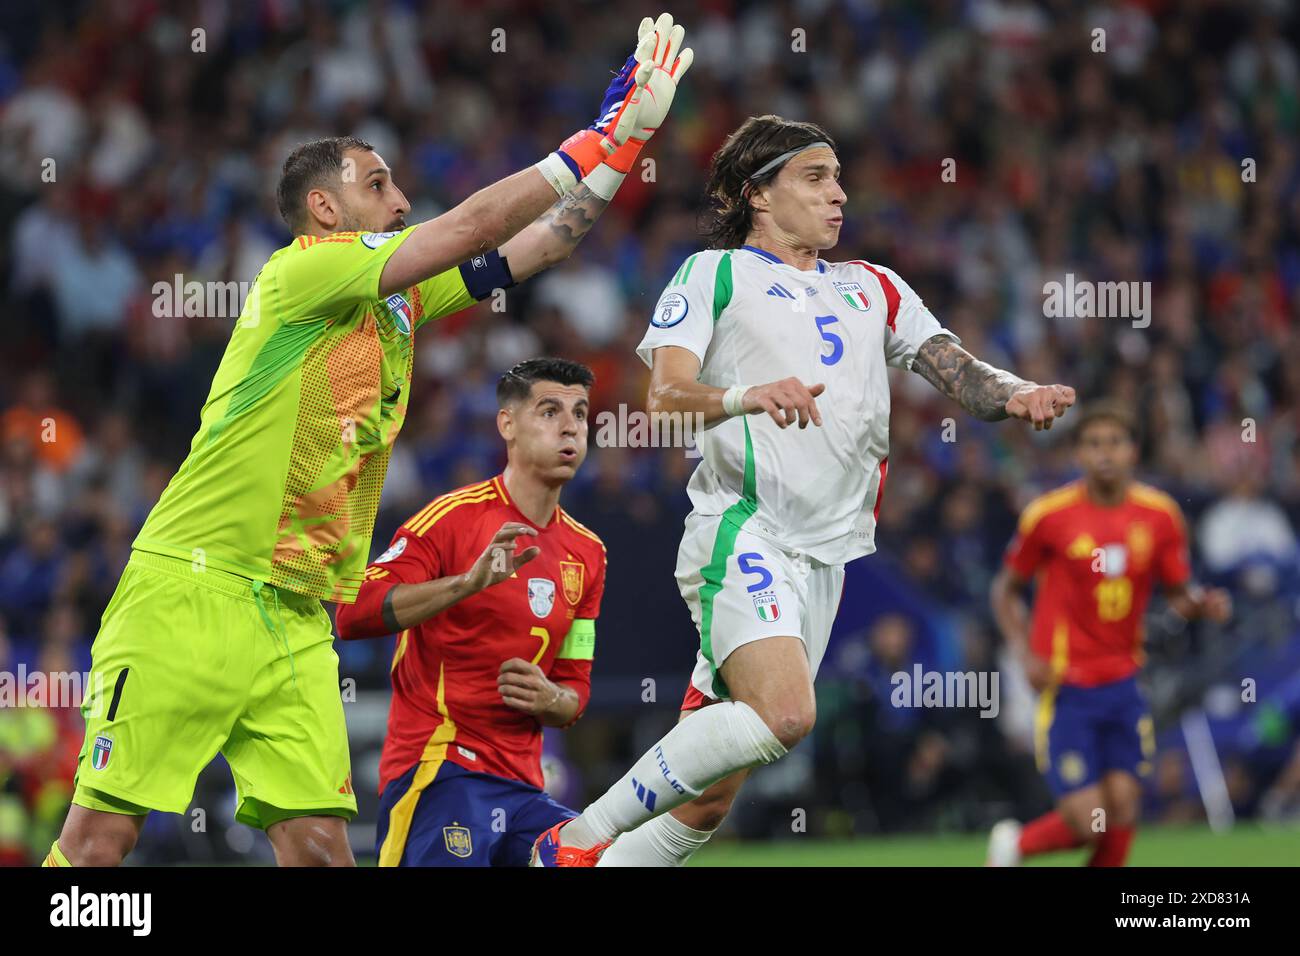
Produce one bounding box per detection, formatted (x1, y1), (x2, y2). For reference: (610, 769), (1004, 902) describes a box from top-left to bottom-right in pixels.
(1036, 675), (1154, 797)
(375, 759), (576, 866)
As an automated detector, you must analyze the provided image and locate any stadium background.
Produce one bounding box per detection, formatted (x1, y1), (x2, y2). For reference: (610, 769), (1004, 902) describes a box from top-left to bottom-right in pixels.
(1, 0), (1298, 865)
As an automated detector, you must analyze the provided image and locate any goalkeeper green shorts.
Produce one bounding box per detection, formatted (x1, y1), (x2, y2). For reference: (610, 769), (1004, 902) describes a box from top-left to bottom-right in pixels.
(72, 549), (356, 830)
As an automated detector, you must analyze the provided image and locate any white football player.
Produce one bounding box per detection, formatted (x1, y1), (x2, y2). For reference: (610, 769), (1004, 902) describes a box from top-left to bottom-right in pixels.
(532, 114), (1075, 867)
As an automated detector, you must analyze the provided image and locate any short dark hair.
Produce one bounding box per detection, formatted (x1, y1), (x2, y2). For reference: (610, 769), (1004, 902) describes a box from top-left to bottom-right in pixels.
(701, 115), (838, 250)
(1072, 399), (1140, 445)
(276, 135), (374, 234)
(497, 358), (595, 407)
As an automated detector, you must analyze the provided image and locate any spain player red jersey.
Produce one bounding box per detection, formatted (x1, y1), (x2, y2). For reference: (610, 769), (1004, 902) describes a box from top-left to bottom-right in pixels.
(1004, 480), (1191, 687)
(337, 475), (606, 792)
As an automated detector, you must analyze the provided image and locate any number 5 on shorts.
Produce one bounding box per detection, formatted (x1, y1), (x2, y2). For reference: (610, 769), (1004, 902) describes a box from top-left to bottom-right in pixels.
(737, 552), (773, 592)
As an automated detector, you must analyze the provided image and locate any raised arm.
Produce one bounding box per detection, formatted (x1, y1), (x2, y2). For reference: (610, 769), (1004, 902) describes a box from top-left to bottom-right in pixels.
(378, 170), (560, 298)
(383, 14), (692, 297)
(500, 14), (692, 282)
(648, 345), (827, 430)
(336, 523), (539, 640)
(497, 183), (613, 282)
(911, 334), (1076, 429)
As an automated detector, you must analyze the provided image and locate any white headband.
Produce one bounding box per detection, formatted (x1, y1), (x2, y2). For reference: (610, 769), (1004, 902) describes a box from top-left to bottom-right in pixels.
(741, 141), (832, 197)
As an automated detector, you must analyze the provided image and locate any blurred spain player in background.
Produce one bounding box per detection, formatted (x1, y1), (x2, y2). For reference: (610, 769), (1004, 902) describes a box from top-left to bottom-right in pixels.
(987, 402), (1232, 867)
(534, 114), (1076, 867)
(336, 359), (605, 867)
(43, 13), (691, 867)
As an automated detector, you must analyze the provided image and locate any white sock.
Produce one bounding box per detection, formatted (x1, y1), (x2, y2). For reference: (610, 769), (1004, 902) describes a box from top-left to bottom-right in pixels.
(563, 700), (784, 849)
(596, 812), (714, 867)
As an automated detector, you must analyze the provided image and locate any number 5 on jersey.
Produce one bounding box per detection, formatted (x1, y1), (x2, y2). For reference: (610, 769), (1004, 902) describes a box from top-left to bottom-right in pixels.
(814, 314), (844, 366)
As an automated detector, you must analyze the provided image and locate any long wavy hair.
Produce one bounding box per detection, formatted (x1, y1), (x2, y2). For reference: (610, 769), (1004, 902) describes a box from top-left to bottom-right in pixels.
(700, 115), (837, 250)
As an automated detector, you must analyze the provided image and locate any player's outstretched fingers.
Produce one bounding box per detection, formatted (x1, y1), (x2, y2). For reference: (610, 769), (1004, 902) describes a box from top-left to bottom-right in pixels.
(652, 12), (674, 62)
(493, 522), (538, 543)
(1035, 393), (1051, 430)
(488, 524), (536, 561)
(759, 395), (789, 429)
(779, 380), (807, 428)
(808, 382), (825, 427)
(661, 23), (685, 68)
(1038, 386), (1067, 429)
(796, 381), (824, 428)
(671, 45), (694, 79)
(778, 397), (797, 429)
(1052, 384), (1076, 419)
(777, 379), (820, 429)
(1010, 388), (1049, 430)
(513, 545), (542, 570)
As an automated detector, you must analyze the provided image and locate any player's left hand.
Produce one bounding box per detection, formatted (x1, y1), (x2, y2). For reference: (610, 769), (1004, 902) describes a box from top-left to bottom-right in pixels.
(1021, 652), (1052, 693)
(1198, 587), (1233, 623)
(558, 13), (693, 177)
(498, 657), (563, 716)
(1005, 383), (1075, 431)
(619, 13), (694, 147)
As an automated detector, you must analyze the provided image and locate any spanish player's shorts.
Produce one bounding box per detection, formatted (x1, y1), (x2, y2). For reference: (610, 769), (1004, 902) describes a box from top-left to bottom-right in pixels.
(375, 759), (575, 866)
(71, 549), (355, 829)
(1036, 675), (1155, 797)
(675, 510), (845, 702)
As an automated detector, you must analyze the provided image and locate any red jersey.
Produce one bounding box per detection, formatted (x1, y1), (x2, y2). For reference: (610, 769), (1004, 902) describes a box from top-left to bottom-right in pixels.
(338, 475), (606, 792)
(1003, 481), (1191, 687)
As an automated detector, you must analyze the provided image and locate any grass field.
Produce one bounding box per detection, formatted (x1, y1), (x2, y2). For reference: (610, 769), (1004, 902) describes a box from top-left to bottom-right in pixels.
(688, 824), (1300, 866)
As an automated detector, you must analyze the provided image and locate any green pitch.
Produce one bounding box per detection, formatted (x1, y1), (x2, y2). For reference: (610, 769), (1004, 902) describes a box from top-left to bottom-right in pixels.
(689, 824), (1299, 866)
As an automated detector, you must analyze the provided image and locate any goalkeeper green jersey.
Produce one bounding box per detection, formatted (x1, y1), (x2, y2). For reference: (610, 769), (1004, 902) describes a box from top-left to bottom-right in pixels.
(135, 227), (502, 602)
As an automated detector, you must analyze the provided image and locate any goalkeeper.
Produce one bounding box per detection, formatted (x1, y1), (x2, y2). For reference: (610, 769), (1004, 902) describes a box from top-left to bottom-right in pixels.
(43, 13), (692, 868)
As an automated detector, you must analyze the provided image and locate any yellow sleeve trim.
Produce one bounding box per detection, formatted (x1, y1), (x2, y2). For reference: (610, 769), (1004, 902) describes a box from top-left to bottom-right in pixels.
(1129, 484), (1186, 529)
(403, 480), (494, 533)
(1018, 484), (1083, 536)
(559, 510), (607, 554)
(409, 489), (498, 537)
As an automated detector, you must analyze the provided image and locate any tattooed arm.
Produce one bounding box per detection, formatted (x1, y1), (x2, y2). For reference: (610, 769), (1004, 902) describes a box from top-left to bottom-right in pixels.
(497, 183), (611, 282)
(911, 334), (1077, 429)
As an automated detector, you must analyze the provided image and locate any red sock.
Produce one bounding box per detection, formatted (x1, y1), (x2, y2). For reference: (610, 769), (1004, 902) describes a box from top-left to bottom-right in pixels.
(1087, 825), (1135, 866)
(1018, 810), (1088, 857)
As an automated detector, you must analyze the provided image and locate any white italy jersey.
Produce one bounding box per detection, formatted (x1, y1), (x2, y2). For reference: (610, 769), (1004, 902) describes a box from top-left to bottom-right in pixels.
(636, 244), (957, 565)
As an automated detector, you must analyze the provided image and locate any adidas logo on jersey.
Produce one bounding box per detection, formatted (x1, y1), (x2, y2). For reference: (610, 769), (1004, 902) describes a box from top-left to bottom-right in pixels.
(766, 282), (797, 299)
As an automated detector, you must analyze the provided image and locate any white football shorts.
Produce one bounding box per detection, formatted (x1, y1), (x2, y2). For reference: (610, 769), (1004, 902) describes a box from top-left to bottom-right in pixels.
(674, 510), (845, 702)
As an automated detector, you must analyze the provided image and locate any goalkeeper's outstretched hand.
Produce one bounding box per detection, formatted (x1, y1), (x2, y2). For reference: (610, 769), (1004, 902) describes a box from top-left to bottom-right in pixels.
(554, 12), (694, 181)
(620, 13), (694, 147)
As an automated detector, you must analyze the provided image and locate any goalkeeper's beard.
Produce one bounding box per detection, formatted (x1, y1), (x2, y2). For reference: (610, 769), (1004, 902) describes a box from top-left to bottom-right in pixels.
(336, 200), (404, 235)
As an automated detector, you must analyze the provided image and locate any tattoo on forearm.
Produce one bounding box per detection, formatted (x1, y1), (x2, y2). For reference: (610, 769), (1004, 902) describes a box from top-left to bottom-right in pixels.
(540, 183), (608, 252)
(911, 334), (1026, 421)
